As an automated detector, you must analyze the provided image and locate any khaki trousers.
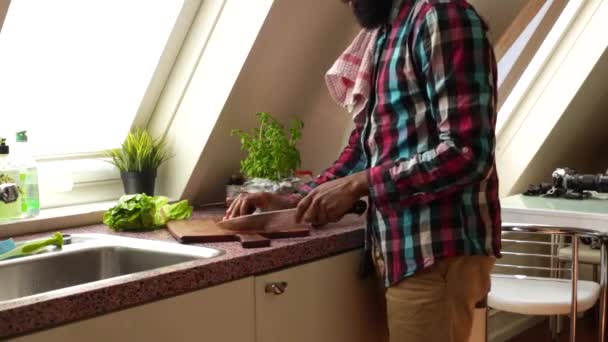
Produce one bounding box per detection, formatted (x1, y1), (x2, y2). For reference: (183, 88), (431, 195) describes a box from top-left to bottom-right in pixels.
(378, 255), (494, 342)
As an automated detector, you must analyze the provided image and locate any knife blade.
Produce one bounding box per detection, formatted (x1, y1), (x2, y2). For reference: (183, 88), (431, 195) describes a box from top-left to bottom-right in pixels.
(218, 200), (368, 232)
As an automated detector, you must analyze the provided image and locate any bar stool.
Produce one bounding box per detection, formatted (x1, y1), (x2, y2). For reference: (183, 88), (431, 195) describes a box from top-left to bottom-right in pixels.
(487, 224), (601, 342)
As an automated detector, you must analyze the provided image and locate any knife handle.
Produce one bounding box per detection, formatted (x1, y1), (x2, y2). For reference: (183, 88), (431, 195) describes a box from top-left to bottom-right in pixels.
(349, 200), (368, 216)
(310, 200), (368, 228)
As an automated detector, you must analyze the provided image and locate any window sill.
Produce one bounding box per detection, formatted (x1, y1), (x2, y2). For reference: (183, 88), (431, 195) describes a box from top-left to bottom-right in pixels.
(0, 201), (116, 239)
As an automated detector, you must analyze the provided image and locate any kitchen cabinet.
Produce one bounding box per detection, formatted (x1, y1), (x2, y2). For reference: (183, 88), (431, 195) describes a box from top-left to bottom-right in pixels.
(13, 250), (384, 342)
(11, 250), (488, 342)
(12, 277), (256, 342)
(255, 250), (386, 342)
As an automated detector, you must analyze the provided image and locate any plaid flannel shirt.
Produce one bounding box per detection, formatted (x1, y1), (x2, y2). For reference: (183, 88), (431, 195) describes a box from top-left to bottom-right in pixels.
(300, 0), (501, 286)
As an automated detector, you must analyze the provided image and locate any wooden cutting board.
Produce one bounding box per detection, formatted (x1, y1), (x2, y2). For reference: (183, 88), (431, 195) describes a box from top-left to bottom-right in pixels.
(167, 217), (310, 248)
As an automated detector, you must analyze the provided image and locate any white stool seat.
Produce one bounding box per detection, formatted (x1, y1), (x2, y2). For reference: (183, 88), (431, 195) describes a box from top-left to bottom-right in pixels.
(489, 274), (600, 315)
(558, 244), (600, 264)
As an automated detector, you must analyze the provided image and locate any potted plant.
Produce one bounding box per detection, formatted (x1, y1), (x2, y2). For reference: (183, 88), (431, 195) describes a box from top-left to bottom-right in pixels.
(105, 128), (170, 196)
(231, 112), (304, 194)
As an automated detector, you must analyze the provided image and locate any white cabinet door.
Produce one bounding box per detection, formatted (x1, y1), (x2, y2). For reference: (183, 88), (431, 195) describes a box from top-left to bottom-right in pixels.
(255, 250), (385, 342)
(14, 277), (256, 342)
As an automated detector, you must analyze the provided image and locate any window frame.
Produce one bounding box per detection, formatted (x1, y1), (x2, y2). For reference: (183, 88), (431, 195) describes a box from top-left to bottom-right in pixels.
(495, 0), (578, 133)
(1, 0), (209, 209)
(496, 0), (585, 136)
(493, 0), (547, 62)
(0, 0), (275, 234)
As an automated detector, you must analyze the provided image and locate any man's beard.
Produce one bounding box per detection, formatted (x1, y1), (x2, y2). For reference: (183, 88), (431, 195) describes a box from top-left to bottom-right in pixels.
(351, 0), (394, 29)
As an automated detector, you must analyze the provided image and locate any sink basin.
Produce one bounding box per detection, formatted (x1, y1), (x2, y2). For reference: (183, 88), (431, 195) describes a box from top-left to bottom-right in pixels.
(0, 234), (223, 302)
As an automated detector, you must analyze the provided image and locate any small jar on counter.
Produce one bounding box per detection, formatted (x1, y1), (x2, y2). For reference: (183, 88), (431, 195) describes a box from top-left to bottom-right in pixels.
(294, 170), (314, 186)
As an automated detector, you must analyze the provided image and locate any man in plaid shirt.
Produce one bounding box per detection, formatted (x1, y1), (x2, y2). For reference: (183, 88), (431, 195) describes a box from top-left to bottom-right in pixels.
(227, 0), (501, 340)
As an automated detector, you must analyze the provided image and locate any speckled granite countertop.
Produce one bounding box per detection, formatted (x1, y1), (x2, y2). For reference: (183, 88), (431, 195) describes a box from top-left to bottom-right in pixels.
(0, 207), (366, 339)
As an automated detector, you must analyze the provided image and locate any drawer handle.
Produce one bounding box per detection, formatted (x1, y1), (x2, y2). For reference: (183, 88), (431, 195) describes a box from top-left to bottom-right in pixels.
(265, 282), (288, 295)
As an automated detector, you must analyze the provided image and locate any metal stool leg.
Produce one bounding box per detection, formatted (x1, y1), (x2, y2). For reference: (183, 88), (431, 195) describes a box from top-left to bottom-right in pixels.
(594, 264), (601, 328)
(552, 234), (564, 338)
(599, 240), (607, 342)
(570, 236), (579, 342)
(476, 296), (489, 342)
(556, 260), (565, 336)
(484, 301), (489, 342)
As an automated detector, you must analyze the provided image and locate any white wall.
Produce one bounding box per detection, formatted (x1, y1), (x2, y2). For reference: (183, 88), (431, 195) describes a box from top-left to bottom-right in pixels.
(468, 0), (528, 43)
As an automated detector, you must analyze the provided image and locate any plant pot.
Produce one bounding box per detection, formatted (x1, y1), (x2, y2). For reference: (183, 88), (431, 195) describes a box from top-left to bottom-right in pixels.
(120, 170), (157, 196)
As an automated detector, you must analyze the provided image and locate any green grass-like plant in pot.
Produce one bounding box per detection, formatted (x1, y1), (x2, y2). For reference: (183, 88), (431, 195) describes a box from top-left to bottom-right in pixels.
(105, 128), (170, 196)
(231, 112), (304, 193)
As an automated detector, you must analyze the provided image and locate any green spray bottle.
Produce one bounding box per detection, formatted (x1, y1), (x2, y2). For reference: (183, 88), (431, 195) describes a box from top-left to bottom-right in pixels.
(14, 131), (40, 217)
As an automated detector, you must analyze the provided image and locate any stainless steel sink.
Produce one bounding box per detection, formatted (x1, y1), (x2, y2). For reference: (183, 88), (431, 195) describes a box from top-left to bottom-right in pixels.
(0, 234), (223, 302)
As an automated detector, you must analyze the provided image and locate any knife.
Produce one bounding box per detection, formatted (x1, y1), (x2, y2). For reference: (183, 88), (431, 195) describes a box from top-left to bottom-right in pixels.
(218, 200), (368, 231)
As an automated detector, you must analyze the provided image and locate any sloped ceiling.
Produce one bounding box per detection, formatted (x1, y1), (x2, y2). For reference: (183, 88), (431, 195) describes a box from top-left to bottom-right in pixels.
(468, 0), (529, 42)
(0, 0), (10, 33)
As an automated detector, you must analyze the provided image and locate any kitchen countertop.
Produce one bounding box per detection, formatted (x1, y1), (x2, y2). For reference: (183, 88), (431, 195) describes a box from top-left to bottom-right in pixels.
(0, 207), (366, 339)
(501, 193), (608, 233)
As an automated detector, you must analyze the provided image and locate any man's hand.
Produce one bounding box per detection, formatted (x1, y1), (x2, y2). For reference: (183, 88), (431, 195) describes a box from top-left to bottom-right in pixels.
(224, 192), (300, 220)
(295, 171), (369, 226)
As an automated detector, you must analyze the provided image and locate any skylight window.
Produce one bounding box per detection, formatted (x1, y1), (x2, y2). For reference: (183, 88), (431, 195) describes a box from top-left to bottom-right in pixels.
(497, 0), (553, 88)
(495, 0), (581, 133)
(0, 0), (184, 157)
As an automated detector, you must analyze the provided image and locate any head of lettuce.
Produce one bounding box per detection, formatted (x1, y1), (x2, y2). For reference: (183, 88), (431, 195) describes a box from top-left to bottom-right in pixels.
(103, 194), (193, 231)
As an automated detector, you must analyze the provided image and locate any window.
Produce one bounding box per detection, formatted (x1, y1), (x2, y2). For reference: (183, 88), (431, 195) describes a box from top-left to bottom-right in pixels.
(494, 0), (604, 196)
(494, 0), (581, 132)
(497, 0), (553, 88)
(0, 0), (184, 156)
(0, 0), (200, 208)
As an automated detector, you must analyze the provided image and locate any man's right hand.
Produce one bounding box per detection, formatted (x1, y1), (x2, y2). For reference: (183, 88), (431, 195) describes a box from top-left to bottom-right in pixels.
(224, 192), (301, 220)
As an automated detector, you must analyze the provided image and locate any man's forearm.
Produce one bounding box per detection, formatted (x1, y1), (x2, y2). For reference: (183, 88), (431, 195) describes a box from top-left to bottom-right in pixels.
(297, 125), (366, 195)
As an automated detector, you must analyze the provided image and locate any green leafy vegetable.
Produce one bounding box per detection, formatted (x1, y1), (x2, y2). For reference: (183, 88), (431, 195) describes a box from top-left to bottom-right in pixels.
(0, 232), (64, 261)
(231, 112), (303, 181)
(103, 194), (193, 231)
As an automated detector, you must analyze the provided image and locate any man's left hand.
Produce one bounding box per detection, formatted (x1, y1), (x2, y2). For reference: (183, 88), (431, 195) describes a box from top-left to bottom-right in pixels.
(295, 171), (369, 226)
